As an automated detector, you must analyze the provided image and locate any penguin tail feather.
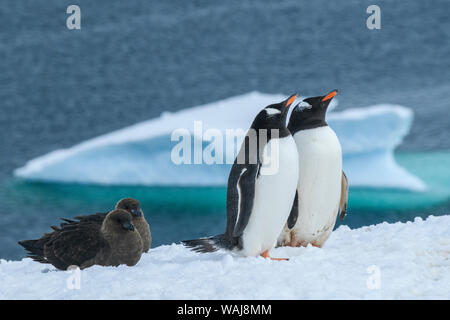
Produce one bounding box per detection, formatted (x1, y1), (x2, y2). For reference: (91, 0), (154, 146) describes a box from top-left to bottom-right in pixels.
(182, 235), (224, 253)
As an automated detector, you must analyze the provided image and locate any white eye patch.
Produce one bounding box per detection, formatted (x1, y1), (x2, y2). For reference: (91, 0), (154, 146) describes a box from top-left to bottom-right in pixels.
(265, 108), (281, 115)
(297, 101), (312, 110)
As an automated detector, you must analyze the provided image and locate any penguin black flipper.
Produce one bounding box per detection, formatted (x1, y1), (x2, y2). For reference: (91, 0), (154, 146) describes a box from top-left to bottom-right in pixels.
(182, 162), (259, 253)
(287, 190), (299, 229)
(339, 171), (349, 221)
(231, 163), (259, 237)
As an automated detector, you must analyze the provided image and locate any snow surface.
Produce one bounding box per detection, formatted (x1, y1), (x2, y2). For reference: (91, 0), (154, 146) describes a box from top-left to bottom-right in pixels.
(14, 92), (425, 190)
(1, 215), (449, 299)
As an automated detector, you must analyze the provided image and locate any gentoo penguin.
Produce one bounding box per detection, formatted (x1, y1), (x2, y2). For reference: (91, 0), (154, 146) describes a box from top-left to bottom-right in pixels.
(183, 94), (299, 260)
(62, 198), (151, 252)
(19, 209), (143, 270)
(277, 90), (349, 248)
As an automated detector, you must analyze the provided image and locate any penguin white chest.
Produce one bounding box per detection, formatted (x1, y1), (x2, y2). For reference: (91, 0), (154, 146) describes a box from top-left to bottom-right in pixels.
(282, 126), (342, 247)
(241, 136), (299, 256)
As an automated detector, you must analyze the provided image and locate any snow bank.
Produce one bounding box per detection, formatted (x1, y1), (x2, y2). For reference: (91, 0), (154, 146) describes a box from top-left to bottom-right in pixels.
(1, 215), (449, 299)
(14, 92), (425, 190)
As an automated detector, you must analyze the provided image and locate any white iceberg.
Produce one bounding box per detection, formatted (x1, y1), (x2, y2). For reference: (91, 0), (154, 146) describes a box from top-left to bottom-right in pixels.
(1, 215), (448, 299)
(14, 92), (426, 191)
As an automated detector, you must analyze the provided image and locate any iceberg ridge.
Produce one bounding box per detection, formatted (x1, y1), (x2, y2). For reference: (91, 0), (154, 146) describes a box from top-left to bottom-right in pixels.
(14, 92), (426, 191)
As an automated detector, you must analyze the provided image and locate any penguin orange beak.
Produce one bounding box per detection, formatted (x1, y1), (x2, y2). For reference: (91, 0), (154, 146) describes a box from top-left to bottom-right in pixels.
(321, 90), (338, 102)
(284, 94), (298, 108)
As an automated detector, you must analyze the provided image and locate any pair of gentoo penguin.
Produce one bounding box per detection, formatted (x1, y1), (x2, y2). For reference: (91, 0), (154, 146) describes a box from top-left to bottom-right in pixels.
(183, 90), (348, 259)
(278, 91), (348, 248)
(19, 198), (151, 270)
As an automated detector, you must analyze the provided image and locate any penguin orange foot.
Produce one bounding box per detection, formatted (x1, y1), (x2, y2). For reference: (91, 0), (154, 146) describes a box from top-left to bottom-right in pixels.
(260, 250), (289, 261)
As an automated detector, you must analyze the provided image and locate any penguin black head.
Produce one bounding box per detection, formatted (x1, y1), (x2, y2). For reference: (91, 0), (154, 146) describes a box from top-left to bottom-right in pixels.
(251, 94), (298, 132)
(288, 89), (338, 134)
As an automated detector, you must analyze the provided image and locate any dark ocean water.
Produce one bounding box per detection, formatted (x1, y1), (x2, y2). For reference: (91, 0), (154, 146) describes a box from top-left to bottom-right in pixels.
(1, 0), (450, 260)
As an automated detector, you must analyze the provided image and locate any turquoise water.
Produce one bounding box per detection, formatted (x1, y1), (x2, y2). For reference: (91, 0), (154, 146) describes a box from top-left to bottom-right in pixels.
(351, 152), (450, 210)
(1, 151), (449, 261)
